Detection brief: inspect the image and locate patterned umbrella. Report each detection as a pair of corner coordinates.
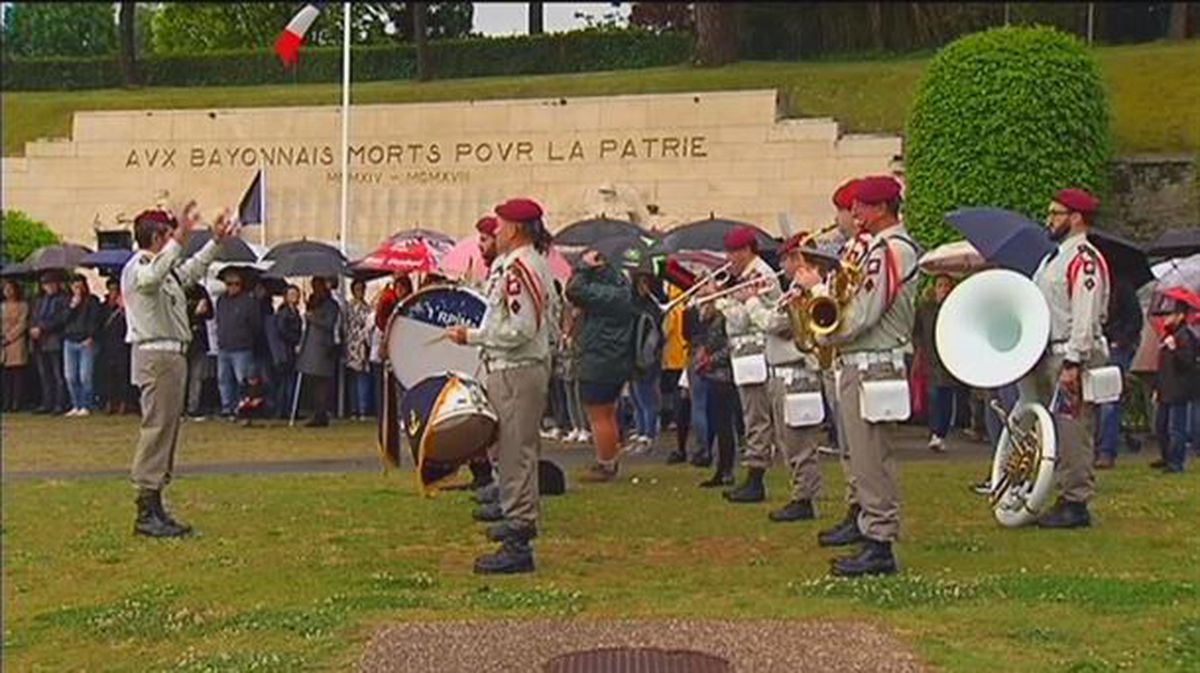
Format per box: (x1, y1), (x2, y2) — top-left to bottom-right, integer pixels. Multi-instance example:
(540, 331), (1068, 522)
(353, 238), (441, 274)
(388, 228), (455, 255)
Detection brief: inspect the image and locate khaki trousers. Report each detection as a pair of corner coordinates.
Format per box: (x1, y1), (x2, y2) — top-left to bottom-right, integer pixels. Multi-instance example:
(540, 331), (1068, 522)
(130, 348), (188, 491)
(486, 362), (550, 529)
(737, 377), (823, 500)
(837, 365), (901, 542)
(825, 369), (857, 508)
(1017, 353), (1097, 504)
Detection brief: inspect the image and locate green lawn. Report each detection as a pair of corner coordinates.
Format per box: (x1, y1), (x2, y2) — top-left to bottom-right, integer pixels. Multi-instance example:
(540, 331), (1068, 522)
(4, 42), (1198, 158)
(3, 415), (1199, 672)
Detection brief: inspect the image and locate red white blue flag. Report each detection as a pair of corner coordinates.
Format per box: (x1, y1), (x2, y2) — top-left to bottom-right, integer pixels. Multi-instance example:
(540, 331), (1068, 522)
(275, 3), (326, 67)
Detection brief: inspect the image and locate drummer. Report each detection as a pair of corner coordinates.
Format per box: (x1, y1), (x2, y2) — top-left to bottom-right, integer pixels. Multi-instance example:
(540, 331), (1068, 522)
(447, 197), (555, 575)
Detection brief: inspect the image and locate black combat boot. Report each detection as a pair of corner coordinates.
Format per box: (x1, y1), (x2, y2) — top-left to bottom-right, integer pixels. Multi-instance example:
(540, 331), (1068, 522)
(817, 504), (864, 547)
(769, 499), (816, 522)
(830, 539), (898, 577)
(473, 540), (535, 574)
(1036, 500), (1091, 529)
(665, 450), (687, 465)
(472, 482), (500, 505)
(472, 502), (503, 522)
(151, 490), (193, 535)
(723, 467), (766, 503)
(467, 460), (495, 490)
(485, 520), (538, 543)
(133, 489), (190, 538)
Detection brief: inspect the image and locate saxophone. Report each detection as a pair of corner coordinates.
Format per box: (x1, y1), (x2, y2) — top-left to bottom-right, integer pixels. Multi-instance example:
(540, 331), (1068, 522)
(779, 226), (865, 370)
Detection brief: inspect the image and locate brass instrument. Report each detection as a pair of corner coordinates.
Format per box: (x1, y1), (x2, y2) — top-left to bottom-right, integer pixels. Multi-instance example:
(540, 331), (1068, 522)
(777, 256), (864, 370)
(690, 269), (789, 307)
(657, 261), (733, 313)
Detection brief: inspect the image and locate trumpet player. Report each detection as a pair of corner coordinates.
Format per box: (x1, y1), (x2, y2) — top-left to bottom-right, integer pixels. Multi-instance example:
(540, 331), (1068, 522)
(792, 176), (920, 577)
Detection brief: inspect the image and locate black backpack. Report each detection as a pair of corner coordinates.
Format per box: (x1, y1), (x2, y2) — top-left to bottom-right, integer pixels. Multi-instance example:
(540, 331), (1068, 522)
(632, 309), (662, 375)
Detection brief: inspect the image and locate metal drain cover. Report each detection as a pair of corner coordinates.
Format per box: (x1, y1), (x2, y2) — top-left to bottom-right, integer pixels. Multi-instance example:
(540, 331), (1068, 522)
(543, 647), (732, 673)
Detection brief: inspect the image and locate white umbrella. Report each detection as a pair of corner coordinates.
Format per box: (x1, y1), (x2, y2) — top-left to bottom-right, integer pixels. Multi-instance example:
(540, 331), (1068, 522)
(918, 240), (987, 276)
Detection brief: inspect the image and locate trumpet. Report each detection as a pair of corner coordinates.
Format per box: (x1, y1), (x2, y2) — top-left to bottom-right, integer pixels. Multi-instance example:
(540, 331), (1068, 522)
(657, 261), (734, 313)
(690, 269), (789, 307)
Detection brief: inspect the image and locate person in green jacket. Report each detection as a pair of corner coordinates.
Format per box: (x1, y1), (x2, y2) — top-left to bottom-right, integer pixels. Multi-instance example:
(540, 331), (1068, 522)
(566, 247), (635, 482)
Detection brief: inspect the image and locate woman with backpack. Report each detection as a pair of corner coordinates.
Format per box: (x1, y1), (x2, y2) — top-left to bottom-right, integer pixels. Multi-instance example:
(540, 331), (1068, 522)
(565, 247), (635, 483)
(626, 270), (665, 455)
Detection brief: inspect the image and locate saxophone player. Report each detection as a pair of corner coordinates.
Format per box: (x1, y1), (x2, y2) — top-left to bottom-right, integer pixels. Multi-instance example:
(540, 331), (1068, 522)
(792, 176), (920, 577)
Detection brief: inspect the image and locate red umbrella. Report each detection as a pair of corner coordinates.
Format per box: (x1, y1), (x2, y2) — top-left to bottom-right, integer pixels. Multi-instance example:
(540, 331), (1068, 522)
(353, 238), (440, 274)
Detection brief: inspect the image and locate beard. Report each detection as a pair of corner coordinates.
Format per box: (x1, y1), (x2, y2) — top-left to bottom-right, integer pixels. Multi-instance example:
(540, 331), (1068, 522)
(1048, 222), (1070, 242)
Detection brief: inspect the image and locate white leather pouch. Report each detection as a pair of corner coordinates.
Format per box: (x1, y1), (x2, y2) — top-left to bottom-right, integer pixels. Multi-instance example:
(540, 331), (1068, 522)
(1082, 365), (1123, 404)
(732, 353), (768, 386)
(784, 391), (825, 427)
(859, 379), (911, 423)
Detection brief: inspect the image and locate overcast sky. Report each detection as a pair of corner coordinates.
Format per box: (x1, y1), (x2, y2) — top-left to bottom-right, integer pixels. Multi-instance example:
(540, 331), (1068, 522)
(472, 2), (631, 36)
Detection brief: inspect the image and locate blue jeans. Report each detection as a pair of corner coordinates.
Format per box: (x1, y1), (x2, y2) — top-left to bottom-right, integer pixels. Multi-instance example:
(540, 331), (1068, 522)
(687, 365), (711, 457)
(631, 367), (662, 439)
(217, 349), (257, 415)
(1164, 401), (1190, 470)
(1096, 345), (1135, 459)
(62, 340), (96, 411)
(349, 368), (373, 416)
(565, 377), (588, 432)
(928, 384), (959, 438)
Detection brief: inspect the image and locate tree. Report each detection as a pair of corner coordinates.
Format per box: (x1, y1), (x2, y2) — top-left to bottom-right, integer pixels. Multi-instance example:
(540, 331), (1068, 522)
(693, 3), (738, 66)
(1167, 2), (1190, 39)
(1, 2), (117, 58)
(118, 1), (138, 87)
(1, 211), (60, 265)
(630, 2), (694, 33)
(413, 2), (430, 81)
(528, 2), (544, 35)
(905, 26), (1112, 248)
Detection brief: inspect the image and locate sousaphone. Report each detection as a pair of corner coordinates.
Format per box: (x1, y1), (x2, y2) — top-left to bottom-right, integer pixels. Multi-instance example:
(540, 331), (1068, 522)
(935, 269), (1057, 527)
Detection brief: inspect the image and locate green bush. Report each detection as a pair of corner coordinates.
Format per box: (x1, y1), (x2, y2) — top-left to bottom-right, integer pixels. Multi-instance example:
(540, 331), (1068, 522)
(1, 30), (693, 91)
(904, 26), (1112, 249)
(1, 210), (60, 265)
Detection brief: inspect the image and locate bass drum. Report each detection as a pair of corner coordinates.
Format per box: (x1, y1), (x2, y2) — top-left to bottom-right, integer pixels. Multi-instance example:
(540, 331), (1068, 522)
(400, 372), (498, 492)
(386, 284), (489, 388)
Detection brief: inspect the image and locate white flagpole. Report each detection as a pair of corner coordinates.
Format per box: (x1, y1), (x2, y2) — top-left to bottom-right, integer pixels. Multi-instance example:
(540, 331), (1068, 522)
(260, 168), (267, 248)
(338, 1), (352, 255)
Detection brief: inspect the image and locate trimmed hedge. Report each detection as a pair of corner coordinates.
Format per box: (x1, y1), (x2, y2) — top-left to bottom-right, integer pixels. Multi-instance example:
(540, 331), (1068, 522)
(1, 210), (60, 265)
(904, 26), (1112, 249)
(1, 30), (694, 91)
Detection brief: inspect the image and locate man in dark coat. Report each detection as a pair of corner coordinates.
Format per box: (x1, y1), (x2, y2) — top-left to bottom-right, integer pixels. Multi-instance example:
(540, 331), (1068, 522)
(30, 271), (70, 414)
(268, 284), (303, 419)
(1094, 276), (1145, 468)
(98, 278), (136, 414)
(297, 277), (340, 427)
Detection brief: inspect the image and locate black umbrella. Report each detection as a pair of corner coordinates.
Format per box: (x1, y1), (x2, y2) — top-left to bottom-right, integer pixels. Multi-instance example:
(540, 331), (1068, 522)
(1148, 228), (1200, 259)
(582, 233), (657, 271)
(25, 244), (92, 272)
(80, 248), (134, 270)
(183, 230), (259, 263)
(651, 216), (778, 254)
(1090, 228), (1153, 290)
(263, 239), (347, 262)
(944, 207), (1054, 278)
(263, 251), (348, 278)
(554, 217), (646, 247)
(0, 261), (34, 278)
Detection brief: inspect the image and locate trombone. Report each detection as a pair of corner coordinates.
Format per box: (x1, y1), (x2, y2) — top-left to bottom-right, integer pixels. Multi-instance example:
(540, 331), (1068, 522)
(690, 269), (789, 307)
(657, 261), (734, 312)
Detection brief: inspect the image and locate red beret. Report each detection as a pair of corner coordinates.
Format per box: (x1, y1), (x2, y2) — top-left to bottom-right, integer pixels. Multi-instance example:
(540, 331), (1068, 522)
(723, 225), (758, 252)
(779, 232), (807, 256)
(832, 179), (861, 210)
(475, 216), (498, 236)
(134, 209), (176, 228)
(853, 176), (902, 205)
(1054, 188), (1099, 215)
(494, 197), (544, 222)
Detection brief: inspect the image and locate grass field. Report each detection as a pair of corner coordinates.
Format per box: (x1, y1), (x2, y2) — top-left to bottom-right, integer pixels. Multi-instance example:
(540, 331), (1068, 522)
(3, 42), (1198, 158)
(3, 414), (1199, 672)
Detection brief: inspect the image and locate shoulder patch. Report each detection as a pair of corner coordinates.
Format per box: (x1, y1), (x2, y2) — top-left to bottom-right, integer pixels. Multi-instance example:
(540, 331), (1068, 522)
(866, 257), (882, 275)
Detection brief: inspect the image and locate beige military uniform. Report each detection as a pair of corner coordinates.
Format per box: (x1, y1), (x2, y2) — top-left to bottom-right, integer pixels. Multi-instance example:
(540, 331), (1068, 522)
(715, 257), (783, 469)
(466, 244), (554, 529)
(818, 223), (919, 542)
(121, 237), (220, 491)
(1020, 232), (1110, 504)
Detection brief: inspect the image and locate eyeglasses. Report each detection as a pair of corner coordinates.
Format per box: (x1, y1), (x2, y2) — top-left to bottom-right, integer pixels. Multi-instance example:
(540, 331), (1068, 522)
(1046, 208), (1071, 217)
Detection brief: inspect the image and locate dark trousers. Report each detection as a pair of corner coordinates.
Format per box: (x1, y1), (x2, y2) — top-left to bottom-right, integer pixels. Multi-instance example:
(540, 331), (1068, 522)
(707, 379), (738, 476)
(309, 374), (332, 421)
(1163, 401), (1191, 470)
(675, 393), (691, 455)
(34, 349), (67, 412)
(2, 365), (26, 411)
(660, 369), (682, 430)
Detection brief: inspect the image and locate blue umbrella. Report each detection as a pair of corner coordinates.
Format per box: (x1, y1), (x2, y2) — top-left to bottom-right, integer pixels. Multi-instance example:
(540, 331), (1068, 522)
(81, 248), (134, 270)
(944, 207), (1054, 278)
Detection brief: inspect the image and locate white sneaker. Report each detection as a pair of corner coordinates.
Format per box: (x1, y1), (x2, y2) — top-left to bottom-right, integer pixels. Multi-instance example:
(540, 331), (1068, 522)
(65, 408), (81, 417)
(816, 445), (839, 456)
(928, 434), (945, 452)
(578, 431), (592, 444)
(564, 429), (581, 443)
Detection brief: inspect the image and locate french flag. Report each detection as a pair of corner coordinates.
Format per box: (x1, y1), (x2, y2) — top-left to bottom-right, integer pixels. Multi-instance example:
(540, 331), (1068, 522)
(275, 3), (326, 67)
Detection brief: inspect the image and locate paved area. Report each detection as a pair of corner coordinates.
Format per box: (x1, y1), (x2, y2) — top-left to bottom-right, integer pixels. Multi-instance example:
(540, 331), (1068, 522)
(358, 619), (929, 673)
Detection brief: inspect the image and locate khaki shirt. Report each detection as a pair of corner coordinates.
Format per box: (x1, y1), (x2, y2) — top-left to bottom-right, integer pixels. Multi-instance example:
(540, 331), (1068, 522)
(467, 244), (554, 368)
(121, 238), (219, 346)
(820, 223), (920, 354)
(715, 256), (782, 354)
(1032, 232), (1109, 364)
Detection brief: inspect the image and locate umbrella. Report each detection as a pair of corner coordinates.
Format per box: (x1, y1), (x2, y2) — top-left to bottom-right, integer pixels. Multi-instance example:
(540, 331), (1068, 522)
(264, 251), (348, 278)
(25, 243), (93, 272)
(263, 239), (347, 262)
(1148, 228), (1200, 259)
(439, 236), (490, 283)
(388, 228), (455, 255)
(80, 248), (134, 270)
(0, 261), (34, 278)
(1089, 228), (1153, 290)
(353, 238), (441, 275)
(1160, 286), (1200, 313)
(183, 230), (259, 263)
(651, 216), (778, 254)
(918, 240), (987, 276)
(1152, 253), (1200, 293)
(944, 207), (1054, 278)
(586, 234), (656, 271)
(554, 217), (645, 247)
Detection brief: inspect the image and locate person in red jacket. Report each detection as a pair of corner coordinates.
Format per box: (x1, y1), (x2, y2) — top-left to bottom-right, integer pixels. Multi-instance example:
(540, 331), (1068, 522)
(374, 273), (413, 332)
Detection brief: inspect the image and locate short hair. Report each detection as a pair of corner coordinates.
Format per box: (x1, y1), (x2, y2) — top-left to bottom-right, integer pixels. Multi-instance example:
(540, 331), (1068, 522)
(351, 278), (366, 291)
(106, 277), (119, 288)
